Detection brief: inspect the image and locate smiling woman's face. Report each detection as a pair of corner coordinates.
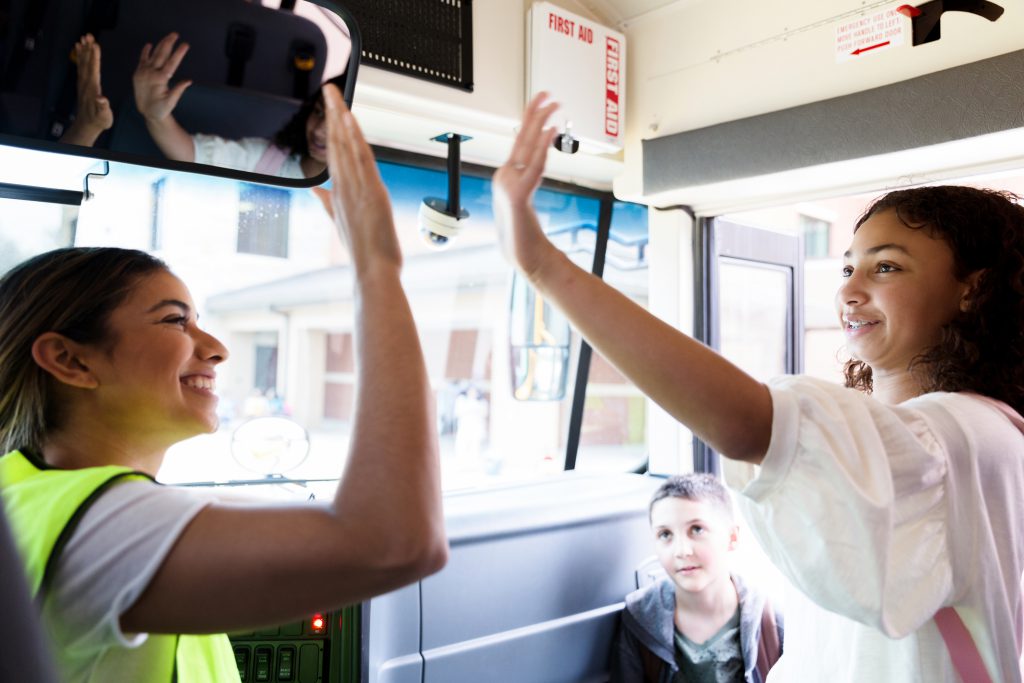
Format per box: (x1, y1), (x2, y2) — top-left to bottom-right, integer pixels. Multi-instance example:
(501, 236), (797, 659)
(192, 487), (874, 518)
(836, 209), (969, 378)
(86, 270), (230, 447)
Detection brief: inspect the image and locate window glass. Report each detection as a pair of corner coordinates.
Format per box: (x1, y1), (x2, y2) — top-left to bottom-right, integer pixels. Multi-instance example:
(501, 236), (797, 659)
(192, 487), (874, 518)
(0, 198), (77, 272)
(0, 146), (101, 191)
(718, 260), (789, 381)
(237, 184), (291, 257)
(0, 148), (618, 492)
(573, 201), (649, 475)
(800, 214), (831, 260)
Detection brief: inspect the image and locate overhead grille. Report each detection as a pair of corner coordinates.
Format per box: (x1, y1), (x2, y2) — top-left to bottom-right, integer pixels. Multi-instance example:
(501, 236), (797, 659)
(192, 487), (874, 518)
(342, 0), (473, 91)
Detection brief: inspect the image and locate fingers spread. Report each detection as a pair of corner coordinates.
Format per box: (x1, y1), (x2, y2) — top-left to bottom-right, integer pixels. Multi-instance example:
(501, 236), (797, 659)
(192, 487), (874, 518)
(523, 126), (557, 182)
(164, 42), (189, 75)
(508, 96), (558, 170)
(153, 32), (179, 63)
(168, 79), (192, 103)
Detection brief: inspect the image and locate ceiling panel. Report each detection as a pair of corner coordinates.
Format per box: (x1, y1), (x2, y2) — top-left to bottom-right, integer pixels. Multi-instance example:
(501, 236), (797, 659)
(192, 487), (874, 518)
(567, 0), (711, 28)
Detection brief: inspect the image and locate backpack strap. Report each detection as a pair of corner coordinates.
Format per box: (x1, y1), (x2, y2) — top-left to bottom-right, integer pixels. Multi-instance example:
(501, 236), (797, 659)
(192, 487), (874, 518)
(639, 644), (665, 682)
(755, 600), (781, 681)
(931, 393), (1015, 682)
(934, 607), (993, 683)
(254, 143), (290, 176)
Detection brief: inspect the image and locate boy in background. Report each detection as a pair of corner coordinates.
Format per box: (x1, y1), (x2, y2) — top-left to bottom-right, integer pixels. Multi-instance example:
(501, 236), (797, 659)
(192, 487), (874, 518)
(611, 474), (783, 682)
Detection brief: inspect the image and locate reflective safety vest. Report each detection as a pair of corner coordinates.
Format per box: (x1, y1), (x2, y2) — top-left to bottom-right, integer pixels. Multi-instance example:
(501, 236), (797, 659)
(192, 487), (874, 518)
(0, 450), (240, 683)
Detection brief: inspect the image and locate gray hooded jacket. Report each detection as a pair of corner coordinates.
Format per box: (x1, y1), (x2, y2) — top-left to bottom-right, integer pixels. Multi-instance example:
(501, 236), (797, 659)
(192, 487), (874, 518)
(610, 574), (783, 683)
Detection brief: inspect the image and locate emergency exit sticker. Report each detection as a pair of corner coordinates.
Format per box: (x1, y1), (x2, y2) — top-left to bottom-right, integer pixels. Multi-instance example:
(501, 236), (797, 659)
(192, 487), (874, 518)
(835, 5), (907, 62)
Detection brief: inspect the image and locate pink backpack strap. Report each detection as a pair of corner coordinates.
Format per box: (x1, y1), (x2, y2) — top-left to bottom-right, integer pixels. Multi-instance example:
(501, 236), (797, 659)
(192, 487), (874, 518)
(254, 143), (290, 175)
(934, 607), (993, 683)
(933, 393), (1019, 682)
(963, 392), (1024, 432)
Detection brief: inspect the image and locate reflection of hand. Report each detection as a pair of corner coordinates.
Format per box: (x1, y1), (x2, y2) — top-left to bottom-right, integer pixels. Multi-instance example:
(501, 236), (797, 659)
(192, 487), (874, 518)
(321, 84), (402, 272)
(60, 34), (112, 146)
(492, 92), (561, 279)
(133, 32), (192, 122)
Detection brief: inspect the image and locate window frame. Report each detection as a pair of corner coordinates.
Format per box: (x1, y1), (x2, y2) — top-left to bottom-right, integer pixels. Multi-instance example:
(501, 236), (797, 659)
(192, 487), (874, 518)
(695, 217), (804, 474)
(370, 145), (623, 473)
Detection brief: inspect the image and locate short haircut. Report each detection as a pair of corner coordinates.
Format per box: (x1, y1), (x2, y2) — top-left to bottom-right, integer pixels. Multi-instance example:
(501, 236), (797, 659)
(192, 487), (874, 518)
(649, 473), (734, 523)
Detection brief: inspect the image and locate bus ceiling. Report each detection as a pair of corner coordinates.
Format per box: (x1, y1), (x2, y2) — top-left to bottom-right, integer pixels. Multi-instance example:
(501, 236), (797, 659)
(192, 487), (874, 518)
(2, 1), (1023, 213)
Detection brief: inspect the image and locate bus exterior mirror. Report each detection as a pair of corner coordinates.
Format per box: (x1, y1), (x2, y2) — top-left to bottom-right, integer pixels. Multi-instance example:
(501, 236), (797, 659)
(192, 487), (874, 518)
(0, 0), (360, 189)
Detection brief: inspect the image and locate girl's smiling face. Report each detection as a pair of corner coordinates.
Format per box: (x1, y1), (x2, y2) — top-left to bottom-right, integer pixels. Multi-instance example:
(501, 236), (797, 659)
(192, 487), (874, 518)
(836, 209), (971, 380)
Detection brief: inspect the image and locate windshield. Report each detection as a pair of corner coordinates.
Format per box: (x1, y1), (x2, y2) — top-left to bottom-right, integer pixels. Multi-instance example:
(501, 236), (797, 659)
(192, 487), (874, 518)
(0, 147), (648, 495)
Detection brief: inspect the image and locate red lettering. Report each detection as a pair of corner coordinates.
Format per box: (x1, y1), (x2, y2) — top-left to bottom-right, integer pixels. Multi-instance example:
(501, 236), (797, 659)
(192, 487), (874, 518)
(578, 26), (593, 44)
(547, 13), (576, 37)
(605, 37), (621, 137)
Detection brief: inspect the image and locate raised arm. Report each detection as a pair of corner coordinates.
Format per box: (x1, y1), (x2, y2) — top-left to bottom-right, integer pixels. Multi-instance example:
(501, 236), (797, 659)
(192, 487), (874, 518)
(119, 85), (446, 634)
(132, 32), (195, 162)
(493, 94), (772, 463)
(59, 34), (113, 147)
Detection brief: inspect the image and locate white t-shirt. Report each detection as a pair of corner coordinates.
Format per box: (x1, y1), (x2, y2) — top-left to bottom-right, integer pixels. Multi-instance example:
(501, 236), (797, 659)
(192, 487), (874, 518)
(193, 133), (306, 179)
(738, 376), (1024, 683)
(41, 481), (212, 683)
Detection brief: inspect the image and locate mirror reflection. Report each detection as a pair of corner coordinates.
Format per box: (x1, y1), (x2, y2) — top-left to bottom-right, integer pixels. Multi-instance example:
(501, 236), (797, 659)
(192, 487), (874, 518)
(0, 0), (356, 185)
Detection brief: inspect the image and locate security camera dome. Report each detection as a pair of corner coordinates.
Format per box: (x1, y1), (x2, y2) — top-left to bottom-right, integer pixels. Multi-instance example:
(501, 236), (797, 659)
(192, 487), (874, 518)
(419, 197), (468, 250)
(420, 132), (472, 249)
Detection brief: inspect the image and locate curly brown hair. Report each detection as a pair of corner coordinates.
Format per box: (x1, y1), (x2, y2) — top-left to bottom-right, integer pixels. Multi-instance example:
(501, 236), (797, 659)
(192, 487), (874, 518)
(842, 186), (1024, 414)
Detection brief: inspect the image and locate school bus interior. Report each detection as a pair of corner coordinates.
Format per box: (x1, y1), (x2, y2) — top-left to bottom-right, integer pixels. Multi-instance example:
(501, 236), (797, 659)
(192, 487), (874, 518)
(2, 1), (1024, 682)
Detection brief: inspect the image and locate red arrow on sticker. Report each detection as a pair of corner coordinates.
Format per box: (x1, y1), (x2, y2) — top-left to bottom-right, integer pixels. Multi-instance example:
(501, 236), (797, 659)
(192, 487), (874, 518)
(851, 40), (891, 55)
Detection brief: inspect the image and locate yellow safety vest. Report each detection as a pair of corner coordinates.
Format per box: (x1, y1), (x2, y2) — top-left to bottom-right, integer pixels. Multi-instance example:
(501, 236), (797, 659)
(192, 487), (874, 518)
(0, 450), (240, 683)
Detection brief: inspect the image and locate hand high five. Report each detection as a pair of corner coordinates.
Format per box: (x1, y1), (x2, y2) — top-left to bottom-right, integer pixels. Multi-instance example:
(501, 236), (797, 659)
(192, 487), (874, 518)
(133, 32), (192, 122)
(492, 93), (560, 281)
(321, 84), (402, 273)
(72, 34), (112, 134)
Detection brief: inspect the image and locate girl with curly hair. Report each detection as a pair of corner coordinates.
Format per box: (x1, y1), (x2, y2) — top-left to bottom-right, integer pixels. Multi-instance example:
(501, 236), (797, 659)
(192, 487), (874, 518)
(494, 93), (1024, 682)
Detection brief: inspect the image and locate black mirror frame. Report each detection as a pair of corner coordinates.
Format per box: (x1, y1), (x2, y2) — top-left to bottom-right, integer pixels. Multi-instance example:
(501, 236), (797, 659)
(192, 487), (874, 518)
(0, 0), (361, 189)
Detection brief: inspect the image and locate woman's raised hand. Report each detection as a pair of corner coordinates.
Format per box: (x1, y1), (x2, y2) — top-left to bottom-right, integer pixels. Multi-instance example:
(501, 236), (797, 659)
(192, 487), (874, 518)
(321, 84), (402, 273)
(60, 34), (112, 147)
(72, 34), (112, 134)
(492, 93), (560, 281)
(133, 32), (192, 123)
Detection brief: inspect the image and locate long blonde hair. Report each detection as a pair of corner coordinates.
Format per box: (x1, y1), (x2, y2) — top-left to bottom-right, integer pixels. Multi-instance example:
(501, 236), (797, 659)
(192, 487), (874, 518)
(0, 248), (167, 454)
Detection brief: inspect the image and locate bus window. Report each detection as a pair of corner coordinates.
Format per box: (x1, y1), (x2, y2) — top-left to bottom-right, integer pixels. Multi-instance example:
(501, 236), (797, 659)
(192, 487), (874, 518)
(5, 149), (617, 494)
(571, 200), (650, 475)
(694, 217), (801, 484)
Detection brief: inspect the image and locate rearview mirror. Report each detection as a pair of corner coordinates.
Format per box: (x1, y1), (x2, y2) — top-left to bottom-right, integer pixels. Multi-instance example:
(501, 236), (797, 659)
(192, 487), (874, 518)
(0, 0), (359, 188)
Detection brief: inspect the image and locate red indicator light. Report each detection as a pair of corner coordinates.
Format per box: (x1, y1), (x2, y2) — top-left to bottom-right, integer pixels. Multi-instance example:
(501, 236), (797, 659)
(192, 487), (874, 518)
(311, 614), (326, 633)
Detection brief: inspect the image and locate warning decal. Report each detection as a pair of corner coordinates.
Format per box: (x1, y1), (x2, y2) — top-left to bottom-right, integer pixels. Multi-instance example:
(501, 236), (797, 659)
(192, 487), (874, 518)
(835, 5), (906, 62)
